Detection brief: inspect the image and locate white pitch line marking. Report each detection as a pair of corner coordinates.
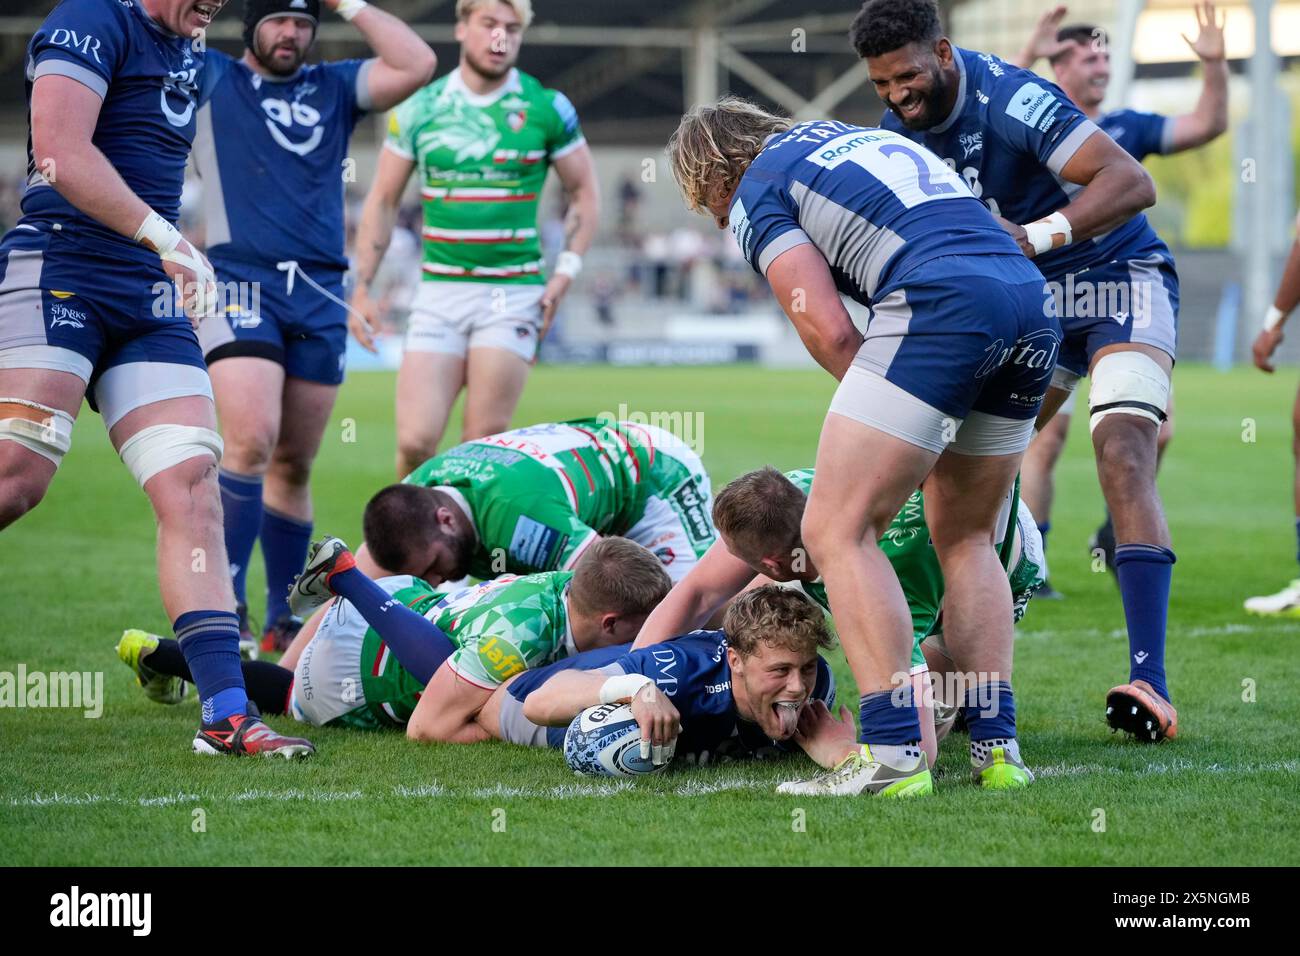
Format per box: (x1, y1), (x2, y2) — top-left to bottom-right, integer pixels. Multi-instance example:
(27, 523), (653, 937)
(7, 759), (1296, 808)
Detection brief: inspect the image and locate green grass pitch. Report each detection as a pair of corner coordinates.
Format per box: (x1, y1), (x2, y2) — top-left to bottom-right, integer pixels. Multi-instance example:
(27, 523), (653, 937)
(2, 363), (1298, 866)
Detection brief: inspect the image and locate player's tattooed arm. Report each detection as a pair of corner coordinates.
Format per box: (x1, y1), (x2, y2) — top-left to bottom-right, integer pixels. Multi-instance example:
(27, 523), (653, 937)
(553, 145), (600, 258)
(1169, 1), (1228, 152)
(539, 146), (601, 343)
(632, 540), (757, 650)
(333, 1), (438, 111)
(764, 244), (863, 380)
(349, 147), (416, 351)
(405, 662), (494, 744)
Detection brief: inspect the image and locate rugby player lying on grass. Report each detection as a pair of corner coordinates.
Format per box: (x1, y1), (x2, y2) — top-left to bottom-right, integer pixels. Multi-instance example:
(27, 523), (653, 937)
(117, 485), (670, 740)
(374, 416), (716, 587)
(632, 466), (1044, 772)
(511, 585), (849, 770)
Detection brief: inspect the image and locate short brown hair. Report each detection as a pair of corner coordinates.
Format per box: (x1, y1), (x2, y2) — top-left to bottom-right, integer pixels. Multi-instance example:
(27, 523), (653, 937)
(724, 585), (833, 658)
(570, 538), (672, 618)
(667, 96), (793, 213)
(712, 466), (805, 563)
(363, 484), (444, 573)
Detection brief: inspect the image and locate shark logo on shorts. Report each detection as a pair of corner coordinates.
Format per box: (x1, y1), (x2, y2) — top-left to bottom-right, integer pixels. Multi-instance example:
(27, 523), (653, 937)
(48, 299), (87, 330)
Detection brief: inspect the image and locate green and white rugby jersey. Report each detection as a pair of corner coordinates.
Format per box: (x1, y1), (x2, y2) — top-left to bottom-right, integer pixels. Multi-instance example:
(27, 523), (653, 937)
(384, 67), (585, 285)
(430, 572), (576, 690)
(404, 418), (713, 580)
(344, 572), (577, 728)
(783, 469), (1027, 665)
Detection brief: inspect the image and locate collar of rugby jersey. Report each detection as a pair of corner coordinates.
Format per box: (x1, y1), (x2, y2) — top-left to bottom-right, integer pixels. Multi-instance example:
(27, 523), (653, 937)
(930, 46), (969, 135)
(447, 66), (522, 108)
(432, 485), (481, 546)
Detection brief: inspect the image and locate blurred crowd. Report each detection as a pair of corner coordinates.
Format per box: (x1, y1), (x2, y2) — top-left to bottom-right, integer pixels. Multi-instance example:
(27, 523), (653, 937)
(0, 164), (773, 333)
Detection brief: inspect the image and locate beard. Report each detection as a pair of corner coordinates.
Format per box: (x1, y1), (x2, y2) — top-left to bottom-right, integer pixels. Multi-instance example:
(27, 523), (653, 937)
(254, 39), (308, 77)
(445, 529), (476, 582)
(891, 67), (950, 130)
(464, 47), (514, 81)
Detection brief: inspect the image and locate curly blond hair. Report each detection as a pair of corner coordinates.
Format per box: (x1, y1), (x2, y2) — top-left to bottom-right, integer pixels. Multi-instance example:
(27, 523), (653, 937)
(666, 96), (793, 213)
(723, 585), (833, 658)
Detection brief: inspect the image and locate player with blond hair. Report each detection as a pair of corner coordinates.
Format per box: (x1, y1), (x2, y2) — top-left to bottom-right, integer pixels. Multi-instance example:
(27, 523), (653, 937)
(350, 0), (601, 478)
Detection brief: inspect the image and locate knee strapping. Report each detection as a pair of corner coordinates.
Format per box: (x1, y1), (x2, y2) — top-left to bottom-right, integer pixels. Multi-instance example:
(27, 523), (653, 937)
(1088, 352), (1170, 434)
(119, 424), (224, 488)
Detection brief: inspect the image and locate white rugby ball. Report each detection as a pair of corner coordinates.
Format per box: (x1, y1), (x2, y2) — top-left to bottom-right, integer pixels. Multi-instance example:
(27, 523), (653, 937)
(563, 703), (667, 777)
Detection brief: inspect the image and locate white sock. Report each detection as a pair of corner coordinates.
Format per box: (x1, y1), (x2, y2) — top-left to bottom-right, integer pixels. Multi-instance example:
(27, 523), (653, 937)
(864, 742), (923, 770)
(971, 737), (1021, 765)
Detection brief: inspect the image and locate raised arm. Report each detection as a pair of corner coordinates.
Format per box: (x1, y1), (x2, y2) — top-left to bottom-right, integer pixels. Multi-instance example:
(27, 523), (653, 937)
(349, 146), (416, 350)
(1009, 4), (1070, 70)
(1168, 2), (1228, 153)
(764, 244), (863, 379)
(329, 0), (437, 111)
(632, 539), (758, 649)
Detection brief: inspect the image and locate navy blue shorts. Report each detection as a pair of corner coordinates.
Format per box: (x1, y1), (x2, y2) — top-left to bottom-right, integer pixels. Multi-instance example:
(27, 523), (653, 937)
(1050, 253), (1179, 376)
(198, 257), (349, 385)
(0, 224), (211, 427)
(859, 254), (1061, 420)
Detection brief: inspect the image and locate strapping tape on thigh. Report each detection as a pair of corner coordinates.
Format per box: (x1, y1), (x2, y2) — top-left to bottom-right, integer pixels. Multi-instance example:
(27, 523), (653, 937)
(0, 398), (74, 466)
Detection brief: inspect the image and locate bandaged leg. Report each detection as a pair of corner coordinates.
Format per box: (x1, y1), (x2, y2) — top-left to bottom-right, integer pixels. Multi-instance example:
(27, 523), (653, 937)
(0, 398), (74, 466)
(1088, 351), (1170, 434)
(118, 424), (224, 488)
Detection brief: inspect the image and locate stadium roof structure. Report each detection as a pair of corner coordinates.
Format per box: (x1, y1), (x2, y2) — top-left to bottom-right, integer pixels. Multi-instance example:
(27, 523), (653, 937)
(0, 0), (969, 140)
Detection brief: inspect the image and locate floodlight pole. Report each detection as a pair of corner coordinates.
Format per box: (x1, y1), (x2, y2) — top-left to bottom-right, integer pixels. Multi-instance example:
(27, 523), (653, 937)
(1243, 0), (1280, 339)
(1103, 0), (1145, 114)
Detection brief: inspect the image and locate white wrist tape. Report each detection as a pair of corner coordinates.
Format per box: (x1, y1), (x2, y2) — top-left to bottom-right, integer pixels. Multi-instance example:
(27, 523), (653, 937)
(599, 673), (653, 704)
(134, 210), (181, 256)
(554, 250), (583, 280)
(336, 0), (369, 21)
(1022, 211), (1073, 257)
(1265, 306), (1287, 331)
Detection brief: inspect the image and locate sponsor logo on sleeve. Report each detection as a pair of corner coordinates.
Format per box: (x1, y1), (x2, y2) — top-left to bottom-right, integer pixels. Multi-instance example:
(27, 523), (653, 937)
(49, 29), (103, 64)
(1005, 82), (1057, 130)
(477, 635), (525, 680)
(670, 478), (714, 546)
(508, 516), (564, 569)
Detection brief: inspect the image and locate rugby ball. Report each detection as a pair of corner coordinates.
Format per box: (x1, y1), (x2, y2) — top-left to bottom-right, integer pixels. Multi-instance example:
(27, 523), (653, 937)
(563, 703), (668, 777)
